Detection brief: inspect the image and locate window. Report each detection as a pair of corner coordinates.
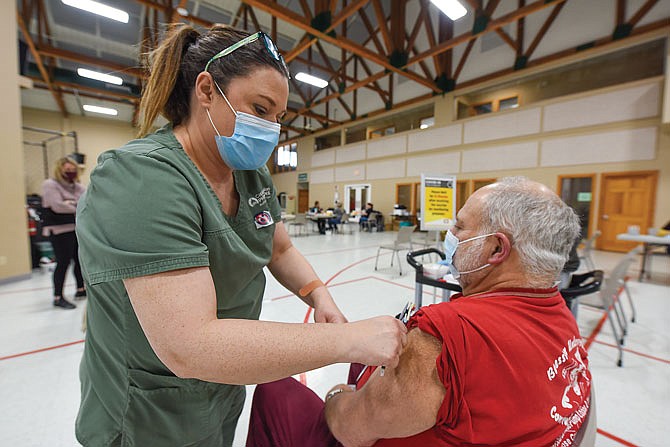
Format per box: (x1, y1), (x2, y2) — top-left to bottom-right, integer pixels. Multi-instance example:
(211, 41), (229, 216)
(275, 142), (297, 172)
(459, 96), (521, 119)
(473, 102), (493, 115)
(369, 125), (395, 139)
(419, 116), (435, 130)
(314, 131), (341, 151)
(499, 96), (519, 110)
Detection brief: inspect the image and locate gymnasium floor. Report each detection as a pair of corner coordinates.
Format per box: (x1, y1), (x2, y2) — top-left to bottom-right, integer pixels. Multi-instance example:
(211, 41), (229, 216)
(1, 229), (668, 446)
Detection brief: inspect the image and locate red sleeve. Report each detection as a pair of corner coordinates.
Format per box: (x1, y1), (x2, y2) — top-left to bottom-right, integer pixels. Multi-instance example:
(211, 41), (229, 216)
(407, 305), (466, 429)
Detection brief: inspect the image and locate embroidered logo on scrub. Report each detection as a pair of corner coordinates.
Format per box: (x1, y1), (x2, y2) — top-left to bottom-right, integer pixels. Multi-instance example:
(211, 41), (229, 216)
(254, 211), (274, 229)
(248, 187), (273, 207)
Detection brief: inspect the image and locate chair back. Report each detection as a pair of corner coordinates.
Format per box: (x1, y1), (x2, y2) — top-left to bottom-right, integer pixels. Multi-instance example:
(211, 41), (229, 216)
(293, 213), (307, 224)
(582, 230), (601, 252)
(397, 225), (417, 243)
(561, 270), (604, 300)
(599, 247), (638, 307)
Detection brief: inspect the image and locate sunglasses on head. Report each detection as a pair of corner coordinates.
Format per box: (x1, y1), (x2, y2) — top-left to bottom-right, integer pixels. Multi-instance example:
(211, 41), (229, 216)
(204, 31), (290, 78)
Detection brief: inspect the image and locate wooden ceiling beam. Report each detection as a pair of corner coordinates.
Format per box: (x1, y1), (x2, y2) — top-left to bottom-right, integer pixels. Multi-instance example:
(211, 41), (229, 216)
(419, 0), (440, 74)
(34, 83), (135, 105)
(628, 0), (659, 27)
(358, 8), (387, 55)
(390, 0), (407, 56)
(355, 56), (390, 103)
(282, 0), (369, 62)
(457, 17), (670, 90)
(616, 0), (626, 27)
(371, 0), (392, 54)
(286, 106), (340, 124)
(406, 5), (425, 51)
(516, 0), (525, 58)
(524, 1), (565, 60)
(17, 12), (68, 116)
(453, 38), (477, 81)
(437, 12), (453, 78)
(29, 76), (139, 102)
(243, 0), (440, 92)
(37, 45), (144, 79)
(408, 0), (568, 67)
(134, 0), (212, 27)
(309, 70), (388, 109)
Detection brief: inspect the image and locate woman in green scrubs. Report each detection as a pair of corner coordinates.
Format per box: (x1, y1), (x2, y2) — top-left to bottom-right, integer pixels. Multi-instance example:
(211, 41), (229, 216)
(75, 24), (407, 446)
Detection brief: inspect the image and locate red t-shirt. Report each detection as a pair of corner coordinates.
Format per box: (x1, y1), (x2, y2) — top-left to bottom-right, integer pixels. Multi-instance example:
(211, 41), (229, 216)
(370, 288), (591, 447)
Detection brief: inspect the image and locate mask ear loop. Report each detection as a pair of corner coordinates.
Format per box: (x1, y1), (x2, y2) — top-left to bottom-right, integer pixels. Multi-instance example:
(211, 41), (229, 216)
(212, 80), (238, 117)
(205, 77), (238, 137)
(205, 109), (222, 137)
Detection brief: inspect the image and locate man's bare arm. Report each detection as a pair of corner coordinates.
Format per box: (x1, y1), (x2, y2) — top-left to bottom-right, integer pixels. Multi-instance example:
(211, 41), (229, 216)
(324, 328), (446, 446)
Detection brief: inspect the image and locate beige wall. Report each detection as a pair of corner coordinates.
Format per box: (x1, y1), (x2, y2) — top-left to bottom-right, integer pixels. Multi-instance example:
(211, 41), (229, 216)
(1, 104), (135, 280)
(22, 108), (136, 194)
(277, 77), (670, 234)
(1, 1), (31, 280)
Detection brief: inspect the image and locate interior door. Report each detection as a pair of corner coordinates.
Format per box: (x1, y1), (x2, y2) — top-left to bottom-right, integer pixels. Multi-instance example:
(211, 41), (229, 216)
(558, 174), (595, 239)
(598, 171), (658, 252)
(297, 188), (309, 213)
(344, 184), (372, 213)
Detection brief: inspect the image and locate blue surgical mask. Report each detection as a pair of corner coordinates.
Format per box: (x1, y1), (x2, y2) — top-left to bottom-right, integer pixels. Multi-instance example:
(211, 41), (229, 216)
(440, 230), (496, 279)
(206, 82), (281, 170)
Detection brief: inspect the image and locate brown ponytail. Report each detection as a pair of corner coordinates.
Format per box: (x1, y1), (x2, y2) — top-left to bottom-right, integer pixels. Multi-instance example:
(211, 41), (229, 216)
(138, 25), (200, 137)
(138, 24), (289, 138)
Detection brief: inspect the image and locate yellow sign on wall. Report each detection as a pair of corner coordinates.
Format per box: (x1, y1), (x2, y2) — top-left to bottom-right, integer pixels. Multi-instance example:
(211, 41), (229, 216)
(420, 174), (456, 231)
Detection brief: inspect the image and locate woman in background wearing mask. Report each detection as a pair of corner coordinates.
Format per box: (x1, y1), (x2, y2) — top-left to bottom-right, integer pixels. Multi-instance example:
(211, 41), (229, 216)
(74, 24), (406, 446)
(41, 156), (86, 309)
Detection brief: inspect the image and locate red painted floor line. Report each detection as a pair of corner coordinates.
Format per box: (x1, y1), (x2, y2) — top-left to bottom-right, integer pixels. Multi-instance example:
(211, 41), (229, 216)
(300, 254), (384, 386)
(584, 310), (608, 351)
(596, 428), (639, 447)
(0, 339), (84, 362)
(591, 339), (670, 364)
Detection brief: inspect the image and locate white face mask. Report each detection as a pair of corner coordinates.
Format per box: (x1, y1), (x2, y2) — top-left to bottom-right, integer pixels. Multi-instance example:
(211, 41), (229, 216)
(441, 230), (496, 279)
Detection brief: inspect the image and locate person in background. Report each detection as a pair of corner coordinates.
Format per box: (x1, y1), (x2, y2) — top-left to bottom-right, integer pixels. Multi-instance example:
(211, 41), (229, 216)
(74, 24), (405, 446)
(328, 201), (344, 232)
(41, 157), (86, 310)
(310, 200), (327, 234)
(248, 177), (592, 447)
(359, 202), (375, 230)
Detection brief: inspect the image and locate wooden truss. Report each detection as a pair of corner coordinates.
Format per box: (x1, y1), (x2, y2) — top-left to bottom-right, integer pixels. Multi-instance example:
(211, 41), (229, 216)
(17, 0), (668, 138)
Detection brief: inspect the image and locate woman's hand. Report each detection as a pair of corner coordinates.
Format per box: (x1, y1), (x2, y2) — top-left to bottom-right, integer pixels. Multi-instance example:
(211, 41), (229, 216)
(343, 317), (408, 368)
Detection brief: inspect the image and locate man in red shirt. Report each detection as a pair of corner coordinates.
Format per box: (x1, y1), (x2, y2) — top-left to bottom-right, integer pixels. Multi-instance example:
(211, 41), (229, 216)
(248, 176), (592, 447)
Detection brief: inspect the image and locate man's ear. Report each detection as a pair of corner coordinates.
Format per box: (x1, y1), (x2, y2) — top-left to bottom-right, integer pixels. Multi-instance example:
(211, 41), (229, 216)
(488, 232), (511, 265)
(194, 72), (216, 109)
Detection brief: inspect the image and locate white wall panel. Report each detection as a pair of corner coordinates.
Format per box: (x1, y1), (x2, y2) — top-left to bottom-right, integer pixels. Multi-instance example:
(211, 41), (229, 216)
(463, 108), (541, 143)
(540, 127), (657, 167)
(309, 168), (334, 184)
(543, 83), (660, 131)
(335, 164), (366, 182)
(407, 152), (461, 177)
(366, 159), (406, 180)
(366, 134), (407, 159)
(407, 124), (462, 152)
(311, 150), (335, 167)
(462, 142), (538, 173)
(336, 143), (366, 163)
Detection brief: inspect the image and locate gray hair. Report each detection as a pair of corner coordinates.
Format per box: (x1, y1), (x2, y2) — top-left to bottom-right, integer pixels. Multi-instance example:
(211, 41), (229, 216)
(479, 176), (580, 286)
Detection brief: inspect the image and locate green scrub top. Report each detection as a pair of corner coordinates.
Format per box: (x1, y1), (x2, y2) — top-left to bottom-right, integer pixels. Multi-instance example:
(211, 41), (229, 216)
(75, 126), (281, 446)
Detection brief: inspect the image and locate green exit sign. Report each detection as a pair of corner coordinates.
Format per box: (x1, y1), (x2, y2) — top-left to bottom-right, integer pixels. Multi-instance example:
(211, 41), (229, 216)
(577, 192), (592, 202)
(297, 173), (309, 182)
